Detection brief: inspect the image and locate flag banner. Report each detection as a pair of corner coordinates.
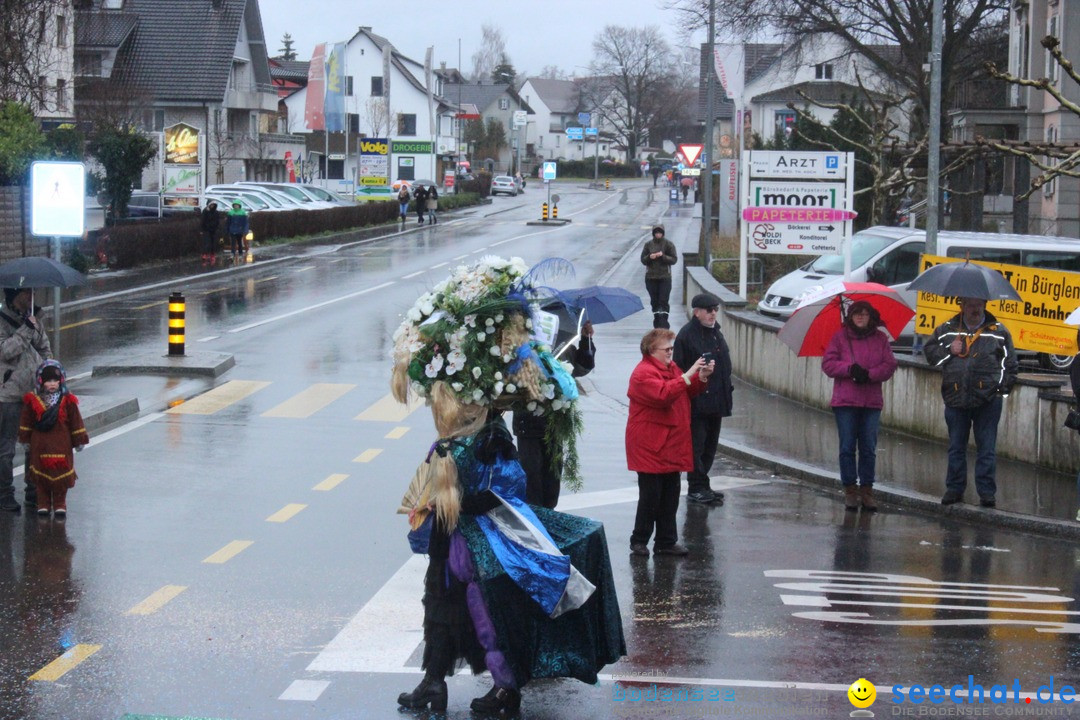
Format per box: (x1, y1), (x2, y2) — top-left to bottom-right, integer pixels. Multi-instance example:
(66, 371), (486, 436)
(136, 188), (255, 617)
(324, 42), (347, 132)
(714, 43), (744, 101)
(305, 43), (326, 130)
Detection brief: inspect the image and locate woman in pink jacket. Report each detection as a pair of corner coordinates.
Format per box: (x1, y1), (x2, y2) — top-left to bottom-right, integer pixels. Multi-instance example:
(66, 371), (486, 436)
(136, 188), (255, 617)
(821, 301), (898, 512)
(626, 328), (712, 557)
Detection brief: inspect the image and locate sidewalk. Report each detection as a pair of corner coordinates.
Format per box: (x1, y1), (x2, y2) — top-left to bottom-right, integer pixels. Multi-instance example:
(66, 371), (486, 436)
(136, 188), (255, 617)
(56, 200), (1080, 539)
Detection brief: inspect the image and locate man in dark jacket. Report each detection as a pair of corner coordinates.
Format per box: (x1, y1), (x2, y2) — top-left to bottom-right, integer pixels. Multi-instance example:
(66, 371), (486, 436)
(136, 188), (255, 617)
(200, 201), (220, 262)
(513, 321), (595, 508)
(673, 292), (734, 505)
(640, 226), (678, 329)
(413, 185), (428, 225)
(924, 297), (1018, 507)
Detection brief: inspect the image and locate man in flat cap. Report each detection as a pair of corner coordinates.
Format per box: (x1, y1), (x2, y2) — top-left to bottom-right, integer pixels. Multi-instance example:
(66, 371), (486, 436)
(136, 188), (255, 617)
(673, 292), (734, 505)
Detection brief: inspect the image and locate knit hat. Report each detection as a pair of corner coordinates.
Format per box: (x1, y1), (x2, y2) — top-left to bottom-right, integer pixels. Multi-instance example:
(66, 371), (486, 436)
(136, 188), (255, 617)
(35, 359), (67, 391)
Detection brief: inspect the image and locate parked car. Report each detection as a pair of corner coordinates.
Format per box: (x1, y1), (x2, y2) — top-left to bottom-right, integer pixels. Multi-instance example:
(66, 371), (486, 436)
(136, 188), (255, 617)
(236, 182), (339, 209)
(125, 191), (197, 218)
(490, 176), (518, 197)
(205, 184), (309, 211)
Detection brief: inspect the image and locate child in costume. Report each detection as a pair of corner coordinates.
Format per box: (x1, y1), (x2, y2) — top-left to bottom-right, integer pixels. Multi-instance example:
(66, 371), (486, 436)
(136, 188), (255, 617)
(392, 256), (625, 715)
(19, 360), (88, 517)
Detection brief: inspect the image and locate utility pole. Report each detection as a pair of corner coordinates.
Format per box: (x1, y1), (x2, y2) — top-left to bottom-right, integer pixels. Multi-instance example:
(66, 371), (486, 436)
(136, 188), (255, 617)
(700, 0), (716, 268)
(925, 0), (943, 255)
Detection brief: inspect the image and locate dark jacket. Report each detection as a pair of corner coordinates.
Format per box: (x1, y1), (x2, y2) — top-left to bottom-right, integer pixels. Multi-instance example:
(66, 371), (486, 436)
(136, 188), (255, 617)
(200, 206), (220, 233)
(225, 208), (249, 236)
(414, 186), (428, 206)
(673, 316), (734, 417)
(640, 237), (678, 280)
(923, 310), (1018, 408)
(1071, 354), (1080, 404)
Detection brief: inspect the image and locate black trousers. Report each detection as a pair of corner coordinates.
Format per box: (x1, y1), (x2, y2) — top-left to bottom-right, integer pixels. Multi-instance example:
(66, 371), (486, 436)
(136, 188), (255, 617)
(688, 414), (723, 494)
(518, 435), (560, 509)
(631, 472), (681, 548)
(645, 277), (671, 328)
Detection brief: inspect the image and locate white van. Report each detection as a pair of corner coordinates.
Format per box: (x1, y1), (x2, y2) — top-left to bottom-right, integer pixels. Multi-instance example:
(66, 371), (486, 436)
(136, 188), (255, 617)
(758, 226), (1080, 368)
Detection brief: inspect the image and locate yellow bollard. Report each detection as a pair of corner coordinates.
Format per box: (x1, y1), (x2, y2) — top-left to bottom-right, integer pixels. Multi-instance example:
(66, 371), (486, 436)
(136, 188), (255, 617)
(168, 291), (185, 356)
(552, 204), (558, 220)
(605, 178), (610, 190)
(542, 203), (549, 221)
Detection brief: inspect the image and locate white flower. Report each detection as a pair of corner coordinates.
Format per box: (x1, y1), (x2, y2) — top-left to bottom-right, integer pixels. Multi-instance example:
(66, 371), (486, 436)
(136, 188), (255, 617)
(477, 331), (488, 341)
(464, 315), (477, 327)
(502, 353), (512, 363)
(472, 367), (482, 379)
(473, 389), (484, 401)
(419, 300), (435, 316)
(541, 383), (556, 400)
(525, 318), (533, 329)
(489, 345), (501, 356)
(526, 401), (537, 411)
(485, 318), (495, 326)
(560, 361), (574, 375)
(407, 307), (422, 322)
(506, 383), (517, 393)
(493, 381), (504, 396)
(451, 382), (464, 392)
(495, 313), (504, 323)
(486, 326), (496, 334)
(494, 371), (503, 380)
(411, 381), (427, 397)
(424, 354), (444, 378)
(552, 399), (564, 411)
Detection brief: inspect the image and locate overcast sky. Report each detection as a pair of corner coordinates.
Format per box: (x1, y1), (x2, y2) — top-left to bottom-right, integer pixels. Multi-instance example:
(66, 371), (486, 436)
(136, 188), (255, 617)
(258, 0), (699, 77)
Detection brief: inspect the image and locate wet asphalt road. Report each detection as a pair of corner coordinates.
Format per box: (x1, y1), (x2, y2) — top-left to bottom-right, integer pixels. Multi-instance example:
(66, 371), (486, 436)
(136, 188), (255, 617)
(2, 182), (1080, 719)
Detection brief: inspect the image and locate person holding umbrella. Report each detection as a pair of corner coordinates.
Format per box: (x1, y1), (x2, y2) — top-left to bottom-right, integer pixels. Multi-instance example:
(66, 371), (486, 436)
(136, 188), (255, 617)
(820, 301), (898, 511)
(923, 297), (1018, 507)
(0, 287), (51, 512)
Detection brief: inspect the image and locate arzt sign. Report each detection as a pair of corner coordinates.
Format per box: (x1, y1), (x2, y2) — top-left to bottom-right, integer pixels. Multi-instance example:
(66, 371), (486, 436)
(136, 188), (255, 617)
(748, 150), (846, 179)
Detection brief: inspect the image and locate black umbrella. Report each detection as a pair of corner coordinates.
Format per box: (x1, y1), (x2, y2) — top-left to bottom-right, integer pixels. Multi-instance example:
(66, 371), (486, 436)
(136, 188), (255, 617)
(907, 260), (1020, 301)
(0, 257), (87, 289)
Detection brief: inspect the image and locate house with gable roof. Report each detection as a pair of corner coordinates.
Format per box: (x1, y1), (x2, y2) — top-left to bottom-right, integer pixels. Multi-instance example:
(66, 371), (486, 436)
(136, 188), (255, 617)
(74, 0), (290, 191)
(440, 81), (533, 175)
(281, 26), (460, 193)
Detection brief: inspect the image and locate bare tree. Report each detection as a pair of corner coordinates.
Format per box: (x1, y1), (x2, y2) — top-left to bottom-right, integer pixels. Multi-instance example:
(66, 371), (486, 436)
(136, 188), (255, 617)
(0, 0), (70, 111)
(363, 96), (392, 137)
(664, 0), (1008, 134)
(981, 36), (1080, 201)
(586, 25), (678, 160)
(539, 65), (569, 80)
(470, 24), (508, 83)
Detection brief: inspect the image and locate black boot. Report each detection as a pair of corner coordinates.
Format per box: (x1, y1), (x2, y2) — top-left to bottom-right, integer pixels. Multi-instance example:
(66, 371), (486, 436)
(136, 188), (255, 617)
(397, 676), (447, 711)
(470, 686), (521, 715)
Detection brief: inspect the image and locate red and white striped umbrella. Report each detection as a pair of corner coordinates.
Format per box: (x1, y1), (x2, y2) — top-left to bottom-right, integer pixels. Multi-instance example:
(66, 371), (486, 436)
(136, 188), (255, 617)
(777, 280), (914, 357)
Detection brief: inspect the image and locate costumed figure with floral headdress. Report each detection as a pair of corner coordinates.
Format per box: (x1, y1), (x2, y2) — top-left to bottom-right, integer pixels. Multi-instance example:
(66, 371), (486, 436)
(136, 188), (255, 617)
(391, 256), (625, 716)
(18, 360), (88, 517)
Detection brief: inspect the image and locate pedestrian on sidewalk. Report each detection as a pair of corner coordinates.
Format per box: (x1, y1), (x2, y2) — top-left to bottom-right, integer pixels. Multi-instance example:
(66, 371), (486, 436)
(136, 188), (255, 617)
(924, 297), (1017, 508)
(640, 226), (678, 329)
(414, 185), (428, 225)
(225, 202), (249, 259)
(426, 185), (439, 225)
(19, 360), (88, 518)
(199, 201), (220, 263)
(397, 185), (411, 223)
(0, 288), (51, 513)
(626, 328), (713, 557)
(673, 292), (734, 506)
(820, 301), (898, 512)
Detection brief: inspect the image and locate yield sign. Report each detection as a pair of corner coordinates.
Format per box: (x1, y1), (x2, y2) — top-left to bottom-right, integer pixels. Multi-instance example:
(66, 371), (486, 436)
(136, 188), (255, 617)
(678, 143), (703, 166)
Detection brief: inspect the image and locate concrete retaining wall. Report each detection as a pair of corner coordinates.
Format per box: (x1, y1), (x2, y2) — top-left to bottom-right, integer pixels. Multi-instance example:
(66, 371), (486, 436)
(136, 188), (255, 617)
(684, 263), (1079, 472)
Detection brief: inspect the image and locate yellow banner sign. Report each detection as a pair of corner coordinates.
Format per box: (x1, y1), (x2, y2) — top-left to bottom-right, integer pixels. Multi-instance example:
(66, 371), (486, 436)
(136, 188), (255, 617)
(915, 254), (1080, 355)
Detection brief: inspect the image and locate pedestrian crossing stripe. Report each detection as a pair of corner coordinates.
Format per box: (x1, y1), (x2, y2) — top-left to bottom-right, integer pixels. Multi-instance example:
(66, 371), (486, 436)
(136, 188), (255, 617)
(354, 392), (423, 422)
(261, 383), (355, 418)
(29, 644), (102, 681)
(166, 380), (270, 415)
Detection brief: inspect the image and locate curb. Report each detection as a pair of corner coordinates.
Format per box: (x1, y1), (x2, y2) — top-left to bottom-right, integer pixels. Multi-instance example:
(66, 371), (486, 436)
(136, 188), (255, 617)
(718, 438), (1080, 541)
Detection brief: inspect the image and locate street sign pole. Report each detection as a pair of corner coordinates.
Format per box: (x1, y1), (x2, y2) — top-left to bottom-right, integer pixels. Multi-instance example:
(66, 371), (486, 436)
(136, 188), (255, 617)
(593, 123), (599, 184)
(52, 236), (61, 356)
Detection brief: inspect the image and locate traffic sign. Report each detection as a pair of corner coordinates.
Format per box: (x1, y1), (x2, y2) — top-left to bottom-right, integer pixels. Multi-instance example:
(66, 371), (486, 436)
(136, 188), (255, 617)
(578, 112), (591, 126)
(566, 127), (583, 140)
(677, 143), (703, 166)
(748, 150), (847, 179)
(542, 162), (557, 181)
(512, 110), (527, 128)
(584, 127), (598, 136)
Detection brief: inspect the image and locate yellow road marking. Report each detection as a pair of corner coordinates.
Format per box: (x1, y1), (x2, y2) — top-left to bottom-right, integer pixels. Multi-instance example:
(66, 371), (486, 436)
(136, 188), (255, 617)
(60, 318), (100, 331)
(133, 300), (166, 310)
(266, 503), (307, 523)
(385, 426), (410, 439)
(255, 275), (278, 283)
(201, 287), (228, 295)
(29, 644), (102, 681)
(261, 383), (355, 418)
(355, 393), (423, 422)
(313, 473), (348, 491)
(126, 585), (187, 615)
(167, 380), (270, 415)
(203, 540), (254, 564)
(353, 448), (382, 463)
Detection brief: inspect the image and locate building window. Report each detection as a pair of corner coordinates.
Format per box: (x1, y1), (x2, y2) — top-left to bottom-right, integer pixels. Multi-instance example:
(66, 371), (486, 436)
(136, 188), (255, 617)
(1044, 125), (1058, 197)
(346, 76), (354, 96)
(775, 110), (796, 137)
(75, 52), (102, 77)
(55, 79), (66, 111)
(398, 113), (417, 136)
(349, 113), (359, 133)
(38, 11), (46, 41)
(56, 15), (66, 47)
(38, 75), (47, 106)
(250, 114), (258, 138)
(498, 97), (509, 110)
(327, 159), (344, 180)
(371, 76), (383, 96)
(1047, 15), (1060, 83)
(814, 63), (833, 80)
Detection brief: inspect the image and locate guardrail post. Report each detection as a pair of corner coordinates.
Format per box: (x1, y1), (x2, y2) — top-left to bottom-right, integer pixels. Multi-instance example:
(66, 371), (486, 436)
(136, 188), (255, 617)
(168, 291), (185, 356)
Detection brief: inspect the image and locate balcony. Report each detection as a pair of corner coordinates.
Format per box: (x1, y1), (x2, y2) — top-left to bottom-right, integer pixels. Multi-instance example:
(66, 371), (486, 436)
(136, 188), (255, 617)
(224, 82), (278, 112)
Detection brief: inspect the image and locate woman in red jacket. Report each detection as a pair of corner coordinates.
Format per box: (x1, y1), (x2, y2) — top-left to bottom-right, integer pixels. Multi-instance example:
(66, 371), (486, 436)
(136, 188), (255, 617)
(626, 328), (713, 557)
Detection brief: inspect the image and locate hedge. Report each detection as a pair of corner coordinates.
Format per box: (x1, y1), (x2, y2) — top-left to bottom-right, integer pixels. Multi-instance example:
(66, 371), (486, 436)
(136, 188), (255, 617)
(534, 160), (641, 179)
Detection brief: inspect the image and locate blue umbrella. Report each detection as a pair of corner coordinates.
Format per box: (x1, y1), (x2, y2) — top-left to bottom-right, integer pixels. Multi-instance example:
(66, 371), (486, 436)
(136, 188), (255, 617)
(543, 285), (644, 324)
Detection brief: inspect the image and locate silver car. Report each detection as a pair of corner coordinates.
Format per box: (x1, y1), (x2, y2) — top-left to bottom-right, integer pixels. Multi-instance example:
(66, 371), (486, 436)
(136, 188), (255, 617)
(491, 175), (518, 197)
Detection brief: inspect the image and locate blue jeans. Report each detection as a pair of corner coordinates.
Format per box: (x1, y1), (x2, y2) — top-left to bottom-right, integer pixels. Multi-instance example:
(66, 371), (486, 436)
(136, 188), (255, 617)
(944, 397), (1003, 499)
(833, 407), (881, 487)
